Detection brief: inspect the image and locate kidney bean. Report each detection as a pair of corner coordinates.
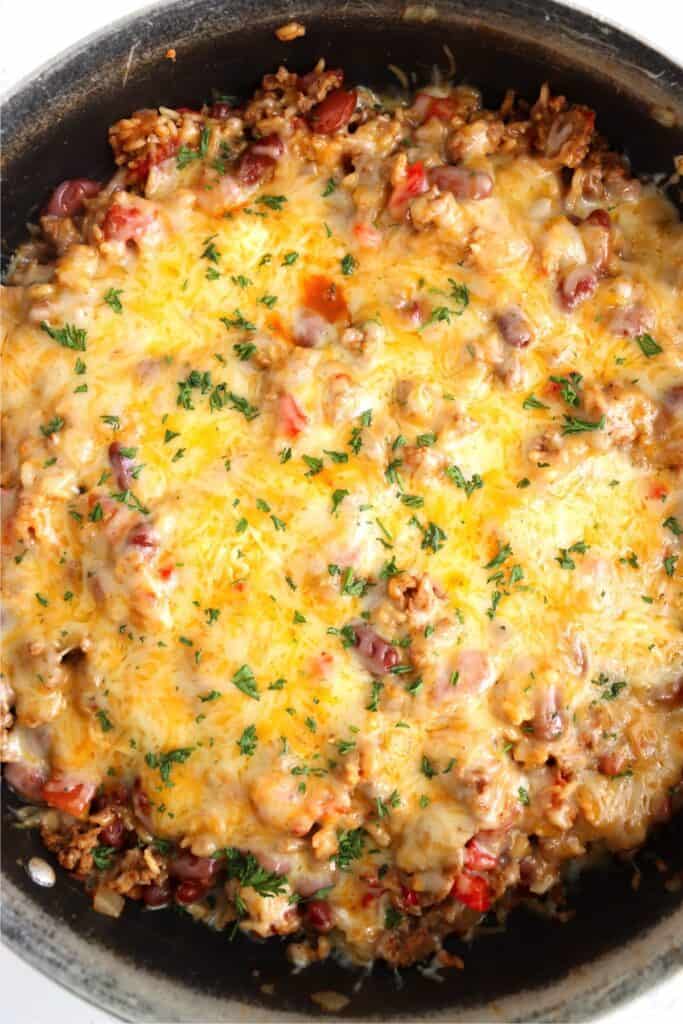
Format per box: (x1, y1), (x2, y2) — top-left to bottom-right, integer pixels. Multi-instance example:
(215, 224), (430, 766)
(175, 879), (209, 905)
(108, 441), (135, 490)
(352, 622), (399, 675)
(237, 134), (283, 186)
(4, 761), (48, 803)
(250, 134), (284, 160)
(46, 179), (101, 218)
(428, 165), (493, 200)
(585, 208), (611, 230)
(533, 684), (565, 741)
(169, 851), (218, 884)
(309, 89), (357, 134)
(143, 881), (171, 907)
(132, 779), (154, 831)
(305, 899), (334, 932)
(664, 385), (683, 410)
(559, 265), (598, 311)
(99, 816), (125, 849)
(496, 306), (533, 348)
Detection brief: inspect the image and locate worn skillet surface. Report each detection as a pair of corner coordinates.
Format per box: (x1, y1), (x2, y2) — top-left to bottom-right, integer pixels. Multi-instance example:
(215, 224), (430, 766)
(2, 1), (683, 1020)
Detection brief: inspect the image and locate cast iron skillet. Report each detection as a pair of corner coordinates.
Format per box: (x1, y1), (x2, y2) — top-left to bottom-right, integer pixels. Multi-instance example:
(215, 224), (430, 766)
(2, 1), (682, 1020)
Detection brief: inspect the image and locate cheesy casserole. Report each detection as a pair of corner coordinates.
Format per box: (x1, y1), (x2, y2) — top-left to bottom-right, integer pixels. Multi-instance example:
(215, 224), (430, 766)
(2, 63), (682, 969)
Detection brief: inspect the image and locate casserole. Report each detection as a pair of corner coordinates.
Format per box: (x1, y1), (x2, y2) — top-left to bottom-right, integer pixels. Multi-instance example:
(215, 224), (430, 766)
(1, 0), (683, 1019)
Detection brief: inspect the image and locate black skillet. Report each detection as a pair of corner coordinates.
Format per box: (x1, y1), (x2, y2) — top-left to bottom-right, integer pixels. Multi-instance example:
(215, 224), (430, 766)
(2, 1), (682, 1019)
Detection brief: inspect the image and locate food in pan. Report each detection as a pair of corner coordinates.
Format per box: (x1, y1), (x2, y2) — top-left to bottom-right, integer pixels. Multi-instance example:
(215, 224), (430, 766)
(2, 61), (682, 968)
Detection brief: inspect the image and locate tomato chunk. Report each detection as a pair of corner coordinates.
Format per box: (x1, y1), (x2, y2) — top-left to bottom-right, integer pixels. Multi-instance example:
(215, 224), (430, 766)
(464, 838), (498, 872)
(279, 393), (308, 437)
(43, 777), (95, 818)
(450, 871), (491, 912)
(388, 161), (428, 219)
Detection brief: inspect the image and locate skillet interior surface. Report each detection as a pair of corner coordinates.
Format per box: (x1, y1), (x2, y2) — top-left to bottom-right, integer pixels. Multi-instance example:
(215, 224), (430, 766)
(2, 1), (682, 1019)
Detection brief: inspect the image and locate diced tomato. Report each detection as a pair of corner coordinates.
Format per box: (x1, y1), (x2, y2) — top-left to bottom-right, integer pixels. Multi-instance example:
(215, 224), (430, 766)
(43, 777), (96, 818)
(302, 275), (348, 323)
(279, 393), (308, 438)
(353, 222), (382, 249)
(648, 482), (668, 501)
(450, 871), (491, 912)
(102, 203), (154, 244)
(361, 890), (379, 907)
(464, 838), (498, 872)
(388, 161), (428, 219)
(400, 885), (419, 908)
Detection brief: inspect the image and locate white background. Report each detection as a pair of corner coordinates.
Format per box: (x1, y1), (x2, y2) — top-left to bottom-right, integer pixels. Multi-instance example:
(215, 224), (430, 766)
(1, 0), (681, 1020)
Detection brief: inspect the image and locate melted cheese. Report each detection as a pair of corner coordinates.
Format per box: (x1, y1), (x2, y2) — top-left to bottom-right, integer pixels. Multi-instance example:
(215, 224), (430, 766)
(2, 91), (683, 962)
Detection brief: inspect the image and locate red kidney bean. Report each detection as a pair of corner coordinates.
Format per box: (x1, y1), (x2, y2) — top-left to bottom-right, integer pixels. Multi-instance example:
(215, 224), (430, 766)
(132, 779), (154, 831)
(93, 783), (129, 813)
(533, 684), (565, 741)
(664, 385), (683, 410)
(585, 208), (611, 230)
(169, 851), (218, 884)
(4, 761), (48, 803)
(108, 441), (135, 490)
(46, 179), (101, 218)
(305, 899), (334, 932)
(352, 622), (399, 675)
(559, 265), (598, 311)
(309, 89), (357, 134)
(237, 134), (283, 186)
(99, 816), (125, 849)
(496, 306), (533, 348)
(209, 102), (233, 119)
(175, 879), (209, 905)
(143, 881), (171, 907)
(428, 165), (493, 200)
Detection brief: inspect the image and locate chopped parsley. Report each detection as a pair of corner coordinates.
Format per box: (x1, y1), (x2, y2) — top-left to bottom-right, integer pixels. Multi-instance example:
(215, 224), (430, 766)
(233, 341), (256, 361)
(334, 828), (365, 870)
(145, 747), (194, 785)
(445, 463), (483, 498)
(331, 488), (349, 514)
(92, 845), (116, 870)
(484, 542), (513, 570)
(96, 709), (113, 732)
(221, 310), (256, 332)
(232, 664), (260, 700)
(40, 416), (65, 437)
(340, 253), (357, 276)
(256, 194), (287, 211)
(634, 333), (662, 358)
(523, 393), (549, 410)
(549, 372), (582, 406)
(237, 724), (258, 756)
(40, 321), (87, 351)
(561, 414), (605, 434)
(104, 288), (124, 314)
(663, 516), (682, 537)
(322, 178), (337, 197)
(302, 455), (323, 476)
(556, 540), (589, 570)
(281, 251), (299, 266)
(518, 786), (530, 806)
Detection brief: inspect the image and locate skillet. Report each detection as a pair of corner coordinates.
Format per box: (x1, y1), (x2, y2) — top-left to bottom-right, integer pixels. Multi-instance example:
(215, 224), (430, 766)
(2, 1), (682, 1019)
